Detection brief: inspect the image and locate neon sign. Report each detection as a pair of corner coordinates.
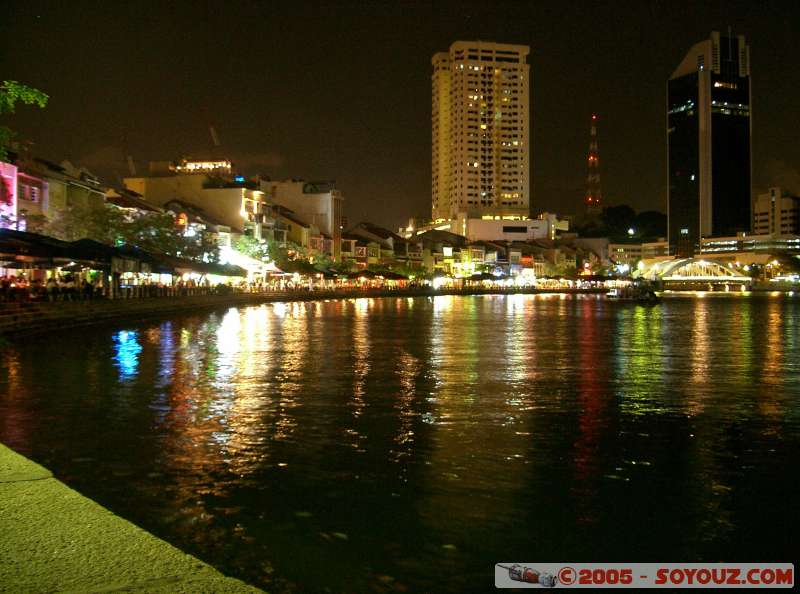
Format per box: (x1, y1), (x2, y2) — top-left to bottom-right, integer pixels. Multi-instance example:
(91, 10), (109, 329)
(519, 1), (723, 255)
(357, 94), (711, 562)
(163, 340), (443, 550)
(0, 161), (18, 229)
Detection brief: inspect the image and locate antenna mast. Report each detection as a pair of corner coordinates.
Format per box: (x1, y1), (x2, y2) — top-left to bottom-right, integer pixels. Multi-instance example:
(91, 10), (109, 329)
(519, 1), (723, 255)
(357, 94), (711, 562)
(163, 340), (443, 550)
(584, 114), (602, 215)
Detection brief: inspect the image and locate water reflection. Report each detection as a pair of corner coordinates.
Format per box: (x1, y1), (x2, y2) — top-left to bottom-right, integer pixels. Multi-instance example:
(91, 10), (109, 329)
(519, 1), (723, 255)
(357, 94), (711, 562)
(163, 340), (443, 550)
(113, 330), (142, 380)
(0, 295), (799, 593)
(689, 297), (710, 413)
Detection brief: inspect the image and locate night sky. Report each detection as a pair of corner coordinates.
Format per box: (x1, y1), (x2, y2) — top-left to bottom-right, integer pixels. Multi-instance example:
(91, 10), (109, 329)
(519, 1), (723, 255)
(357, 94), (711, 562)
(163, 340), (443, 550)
(2, 0), (799, 229)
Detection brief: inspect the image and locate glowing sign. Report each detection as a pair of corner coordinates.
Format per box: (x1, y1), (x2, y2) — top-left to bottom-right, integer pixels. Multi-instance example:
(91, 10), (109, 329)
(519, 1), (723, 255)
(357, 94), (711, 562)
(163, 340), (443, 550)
(0, 161), (18, 229)
(171, 159), (232, 174)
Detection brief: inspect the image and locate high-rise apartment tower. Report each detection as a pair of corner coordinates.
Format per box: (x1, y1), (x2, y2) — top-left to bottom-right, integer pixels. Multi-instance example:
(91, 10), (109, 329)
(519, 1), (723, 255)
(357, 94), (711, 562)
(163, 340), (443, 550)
(432, 41), (530, 222)
(667, 30), (752, 256)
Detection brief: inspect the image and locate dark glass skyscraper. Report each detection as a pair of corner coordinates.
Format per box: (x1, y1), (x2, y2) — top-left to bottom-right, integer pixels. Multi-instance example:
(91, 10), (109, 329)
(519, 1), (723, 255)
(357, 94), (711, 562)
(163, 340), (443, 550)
(667, 31), (751, 256)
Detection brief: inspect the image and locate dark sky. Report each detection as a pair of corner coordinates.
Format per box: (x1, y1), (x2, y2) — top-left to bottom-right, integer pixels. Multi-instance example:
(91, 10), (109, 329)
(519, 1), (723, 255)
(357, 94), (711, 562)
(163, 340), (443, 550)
(2, 0), (799, 229)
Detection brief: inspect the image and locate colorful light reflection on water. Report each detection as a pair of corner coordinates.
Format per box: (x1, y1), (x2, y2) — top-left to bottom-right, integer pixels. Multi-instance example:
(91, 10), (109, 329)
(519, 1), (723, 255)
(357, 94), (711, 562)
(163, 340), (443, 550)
(1, 294), (799, 593)
(112, 330), (142, 380)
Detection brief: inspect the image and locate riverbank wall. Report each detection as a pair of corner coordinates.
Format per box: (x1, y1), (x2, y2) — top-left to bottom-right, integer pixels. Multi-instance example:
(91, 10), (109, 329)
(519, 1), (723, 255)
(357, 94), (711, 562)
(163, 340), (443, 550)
(0, 443), (261, 593)
(0, 287), (607, 337)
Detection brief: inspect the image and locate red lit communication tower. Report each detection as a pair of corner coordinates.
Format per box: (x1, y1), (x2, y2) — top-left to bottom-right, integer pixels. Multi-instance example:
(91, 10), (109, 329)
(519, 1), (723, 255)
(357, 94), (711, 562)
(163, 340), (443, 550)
(585, 114), (602, 214)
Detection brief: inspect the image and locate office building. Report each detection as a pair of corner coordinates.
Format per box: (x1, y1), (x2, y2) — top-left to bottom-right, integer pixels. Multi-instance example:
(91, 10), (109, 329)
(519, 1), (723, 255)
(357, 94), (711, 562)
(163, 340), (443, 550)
(432, 41), (530, 222)
(753, 187), (800, 235)
(667, 31), (752, 256)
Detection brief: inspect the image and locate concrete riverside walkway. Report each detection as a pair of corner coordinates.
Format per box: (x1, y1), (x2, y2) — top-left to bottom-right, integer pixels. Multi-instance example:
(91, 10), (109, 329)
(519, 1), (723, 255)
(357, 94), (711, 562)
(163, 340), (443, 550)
(0, 444), (262, 593)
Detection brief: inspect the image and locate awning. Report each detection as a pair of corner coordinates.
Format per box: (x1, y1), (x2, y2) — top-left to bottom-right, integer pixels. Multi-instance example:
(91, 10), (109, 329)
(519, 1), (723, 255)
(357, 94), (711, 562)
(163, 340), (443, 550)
(378, 271), (408, 280)
(347, 270), (378, 279)
(0, 228), (71, 261)
(0, 229), (246, 277)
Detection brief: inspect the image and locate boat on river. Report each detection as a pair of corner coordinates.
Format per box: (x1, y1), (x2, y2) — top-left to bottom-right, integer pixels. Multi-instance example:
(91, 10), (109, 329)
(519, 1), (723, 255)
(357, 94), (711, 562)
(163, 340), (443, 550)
(606, 285), (661, 303)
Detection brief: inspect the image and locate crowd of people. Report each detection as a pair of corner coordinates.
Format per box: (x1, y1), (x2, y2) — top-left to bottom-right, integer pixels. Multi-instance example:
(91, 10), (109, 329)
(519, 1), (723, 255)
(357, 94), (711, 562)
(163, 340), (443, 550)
(0, 274), (100, 303)
(1, 270), (589, 305)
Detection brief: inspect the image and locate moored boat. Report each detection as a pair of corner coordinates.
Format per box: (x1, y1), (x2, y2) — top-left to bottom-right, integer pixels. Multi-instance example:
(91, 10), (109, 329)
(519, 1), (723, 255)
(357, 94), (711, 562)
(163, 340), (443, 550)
(606, 285), (660, 303)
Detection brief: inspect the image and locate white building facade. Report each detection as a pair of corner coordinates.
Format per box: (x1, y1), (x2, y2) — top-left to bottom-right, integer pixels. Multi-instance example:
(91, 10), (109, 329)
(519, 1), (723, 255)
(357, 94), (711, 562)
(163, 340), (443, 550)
(261, 180), (344, 260)
(124, 160), (269, 240)
(432, 41), (531, 222)
(451, 212), (566, 242)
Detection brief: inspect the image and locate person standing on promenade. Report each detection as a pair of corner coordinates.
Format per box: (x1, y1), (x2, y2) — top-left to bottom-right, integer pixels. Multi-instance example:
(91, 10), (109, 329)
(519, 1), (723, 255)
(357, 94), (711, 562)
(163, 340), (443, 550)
(45, 276), (57, 302)
(65, 275), (76, 301)
(82, 278), (93, 301)
(57, 276), (67, 300)
(29, 278), (43, 301)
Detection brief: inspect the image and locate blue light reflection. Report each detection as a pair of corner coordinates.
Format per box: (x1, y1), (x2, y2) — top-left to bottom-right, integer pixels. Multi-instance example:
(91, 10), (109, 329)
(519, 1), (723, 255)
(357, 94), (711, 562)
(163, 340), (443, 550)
(113, 330), (142, 380)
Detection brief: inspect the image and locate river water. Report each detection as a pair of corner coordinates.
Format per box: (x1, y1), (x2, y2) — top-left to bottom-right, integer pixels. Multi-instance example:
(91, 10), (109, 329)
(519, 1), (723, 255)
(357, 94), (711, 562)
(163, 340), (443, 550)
(1, 294), (798, 592)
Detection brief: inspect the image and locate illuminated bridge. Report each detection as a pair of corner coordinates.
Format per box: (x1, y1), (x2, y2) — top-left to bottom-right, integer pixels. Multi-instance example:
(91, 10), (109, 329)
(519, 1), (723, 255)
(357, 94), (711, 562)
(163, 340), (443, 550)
(640, 258), (752, 289)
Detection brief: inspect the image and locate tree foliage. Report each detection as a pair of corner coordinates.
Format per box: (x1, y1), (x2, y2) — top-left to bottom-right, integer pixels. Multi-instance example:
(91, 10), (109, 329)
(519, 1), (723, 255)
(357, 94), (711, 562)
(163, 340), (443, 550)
(43, 202), (219, 262)
(330, 258), (355, 273)
(311, 252), (335, 271)
(366, 260), (422, 277)
(233, 237), (323, 271)
(546, 261), (578, 279)
(576, 204), (667, 242)
(126, 211), (219, 262)
(633, 210), (667, 240)
(43, 202), (125, 243)
(600, 205), (637, 237)
(264, 239), (295, 268)
(0, 80), (49, 161)
(235, 235), (271, 261)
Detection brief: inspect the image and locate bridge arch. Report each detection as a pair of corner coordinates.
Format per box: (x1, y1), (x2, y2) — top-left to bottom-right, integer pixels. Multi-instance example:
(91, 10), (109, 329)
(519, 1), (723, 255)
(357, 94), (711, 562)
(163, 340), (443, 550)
(641, 258), (751, 284)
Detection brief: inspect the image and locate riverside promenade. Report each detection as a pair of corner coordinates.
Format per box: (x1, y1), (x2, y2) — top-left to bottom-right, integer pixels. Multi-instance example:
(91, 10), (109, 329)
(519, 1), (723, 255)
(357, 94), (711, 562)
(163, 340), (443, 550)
(0, 443), (261, 593)
(0, 286), (608, 337)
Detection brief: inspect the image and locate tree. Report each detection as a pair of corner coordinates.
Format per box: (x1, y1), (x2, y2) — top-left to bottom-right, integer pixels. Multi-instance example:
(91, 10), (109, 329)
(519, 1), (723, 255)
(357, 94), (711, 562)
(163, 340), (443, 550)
(388, 261), (422, 278)
(0, 81), (49, 161)
(235, 235), (270, 261)
(125, 212), (184, 254)
(123, 212), (220, 262)
(600, 204), (636, 238)
(574, 217), (609, 238)
(44, 203), (220, 262)
(43, 202), (125, 243)
(633, 210), (667, 240)
(185, 230), (220, 263)
(264, 239), (293, 268)
(311, 252), (335, 271)
(545, 259), (578, 278)
(330, 258), (355, 274)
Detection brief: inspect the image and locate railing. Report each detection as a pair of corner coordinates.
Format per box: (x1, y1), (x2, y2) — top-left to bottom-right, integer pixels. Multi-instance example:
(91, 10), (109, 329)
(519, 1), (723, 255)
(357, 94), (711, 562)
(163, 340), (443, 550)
(0, 282), (612, 308)
(0, 284), (242, 304)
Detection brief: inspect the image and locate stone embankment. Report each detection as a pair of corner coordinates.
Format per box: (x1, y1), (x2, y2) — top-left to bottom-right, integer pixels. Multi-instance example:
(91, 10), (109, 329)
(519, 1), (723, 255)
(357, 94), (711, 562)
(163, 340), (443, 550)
(0, 443), (262, 593)
(0, 287), (608, 337)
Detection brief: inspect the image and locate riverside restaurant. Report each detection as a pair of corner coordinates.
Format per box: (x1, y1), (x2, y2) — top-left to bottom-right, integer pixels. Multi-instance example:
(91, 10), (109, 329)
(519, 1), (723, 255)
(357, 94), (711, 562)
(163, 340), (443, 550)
(0, 228), (247, 301)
